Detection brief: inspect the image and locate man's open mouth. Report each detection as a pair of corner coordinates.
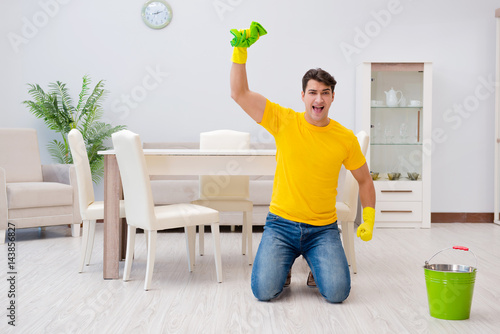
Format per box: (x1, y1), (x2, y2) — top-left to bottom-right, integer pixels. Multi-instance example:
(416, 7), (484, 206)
(312, 106), (324, 113)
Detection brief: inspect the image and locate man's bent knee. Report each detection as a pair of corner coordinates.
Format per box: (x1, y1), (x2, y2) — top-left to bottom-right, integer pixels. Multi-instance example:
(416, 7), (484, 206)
(322, 284), (351, 303)
(251, 282), (283, 302)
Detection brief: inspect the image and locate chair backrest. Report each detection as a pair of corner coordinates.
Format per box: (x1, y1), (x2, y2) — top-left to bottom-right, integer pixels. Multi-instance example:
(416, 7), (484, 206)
(0, 128), (43, 182)
(112, 130), (156, 230)
(340, 131), (370, 220)
(199, 130), (250, 200)
(68, 129), (95, 216)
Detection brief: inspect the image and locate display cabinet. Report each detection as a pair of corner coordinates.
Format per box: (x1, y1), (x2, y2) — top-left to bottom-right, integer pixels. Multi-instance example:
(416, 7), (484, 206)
(356, 62), (432, 228)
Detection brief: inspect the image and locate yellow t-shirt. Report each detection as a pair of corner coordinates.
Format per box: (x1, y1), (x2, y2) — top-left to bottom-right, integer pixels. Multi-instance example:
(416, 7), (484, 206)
(259, 100), (366, 226)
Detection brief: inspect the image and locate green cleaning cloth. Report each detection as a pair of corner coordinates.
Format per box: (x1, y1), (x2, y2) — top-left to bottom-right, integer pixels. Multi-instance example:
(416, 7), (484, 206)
(230, 21), (267, 48)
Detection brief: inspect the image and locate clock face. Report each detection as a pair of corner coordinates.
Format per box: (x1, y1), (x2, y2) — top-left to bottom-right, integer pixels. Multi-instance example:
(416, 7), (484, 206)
(142, 0), (173, 29)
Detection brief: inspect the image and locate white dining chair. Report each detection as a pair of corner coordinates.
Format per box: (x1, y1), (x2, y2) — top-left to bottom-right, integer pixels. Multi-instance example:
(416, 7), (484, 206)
(68, 129), (126, 273)
(112, 130), (223, 290)
(337, 130), (370, 274)
(192, 130), (254, 265)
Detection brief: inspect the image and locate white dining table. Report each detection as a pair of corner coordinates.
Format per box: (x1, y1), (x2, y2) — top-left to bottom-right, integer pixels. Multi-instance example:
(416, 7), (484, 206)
(98, 148), (277, 279)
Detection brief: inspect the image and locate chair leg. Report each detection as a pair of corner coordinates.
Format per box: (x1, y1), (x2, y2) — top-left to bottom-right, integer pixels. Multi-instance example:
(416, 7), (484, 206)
(245, 211), (253, 265)
(210, 223), (223, 283)
(199, 225), (205, 256)
(123, 225), (137, 282)
(79, 220), (90, 273)
(84, 220), (96, 265)
(144, 230), (157, 291)
(341, 221), (357, 274)
(242, 213), (247, 255)
(185, 226), (196, 272)
(340, 221), (349, 263)
(347, 221), (357, 274)
(71, 223), (81, 237)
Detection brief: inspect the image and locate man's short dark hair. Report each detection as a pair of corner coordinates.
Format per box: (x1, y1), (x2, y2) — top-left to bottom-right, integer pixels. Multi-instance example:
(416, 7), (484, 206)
(302, 68), (337, 93)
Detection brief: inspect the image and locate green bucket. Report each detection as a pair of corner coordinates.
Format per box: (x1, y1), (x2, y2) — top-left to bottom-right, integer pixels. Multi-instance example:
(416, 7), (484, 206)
(423, 246), (477, 320)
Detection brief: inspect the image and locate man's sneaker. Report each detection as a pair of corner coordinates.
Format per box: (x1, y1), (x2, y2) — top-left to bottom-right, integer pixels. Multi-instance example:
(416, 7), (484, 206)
(307, 271), (317, 287)
(284, 270), (292, 287)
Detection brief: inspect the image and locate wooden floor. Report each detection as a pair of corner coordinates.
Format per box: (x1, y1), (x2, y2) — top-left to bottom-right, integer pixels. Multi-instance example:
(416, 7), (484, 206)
(1, 223), (499, 333)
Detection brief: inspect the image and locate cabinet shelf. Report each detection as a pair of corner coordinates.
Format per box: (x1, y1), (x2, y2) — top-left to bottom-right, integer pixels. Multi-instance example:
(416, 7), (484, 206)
(373, 179), (422, 182)
(371, 143), (422, 146)
(371, 106), (423, 109)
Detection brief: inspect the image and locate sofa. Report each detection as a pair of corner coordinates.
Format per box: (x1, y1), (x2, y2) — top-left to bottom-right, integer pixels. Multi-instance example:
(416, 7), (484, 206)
(143, 141), (275, 226)
(0, 128), (81, 243)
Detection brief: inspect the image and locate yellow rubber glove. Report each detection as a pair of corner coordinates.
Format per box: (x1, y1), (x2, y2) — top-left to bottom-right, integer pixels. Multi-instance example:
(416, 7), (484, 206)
(230, 22), (267, 64)
(357, 207), (375, 241)
(231, 48), (248, 64)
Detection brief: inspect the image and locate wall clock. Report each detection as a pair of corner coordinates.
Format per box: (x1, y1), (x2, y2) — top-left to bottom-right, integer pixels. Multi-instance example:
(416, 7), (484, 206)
(141, 0), (173, 29)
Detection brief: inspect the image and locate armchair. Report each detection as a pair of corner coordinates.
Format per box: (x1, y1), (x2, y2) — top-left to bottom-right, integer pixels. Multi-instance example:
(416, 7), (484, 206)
(0, 128), (81, 243)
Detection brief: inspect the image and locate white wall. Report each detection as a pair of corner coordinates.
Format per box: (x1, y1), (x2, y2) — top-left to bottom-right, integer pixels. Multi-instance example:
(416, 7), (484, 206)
(1, 0), (497, 211)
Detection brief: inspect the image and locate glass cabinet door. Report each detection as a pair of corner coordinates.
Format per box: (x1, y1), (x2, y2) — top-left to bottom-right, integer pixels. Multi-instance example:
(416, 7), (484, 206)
(370, 69), (424, 179)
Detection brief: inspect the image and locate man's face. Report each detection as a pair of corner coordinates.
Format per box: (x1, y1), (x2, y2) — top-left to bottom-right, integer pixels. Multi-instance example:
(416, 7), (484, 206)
(301, 79), (335, 127)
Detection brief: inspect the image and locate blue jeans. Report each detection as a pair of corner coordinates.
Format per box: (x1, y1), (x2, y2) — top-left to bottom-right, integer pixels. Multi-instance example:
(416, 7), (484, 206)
(251, 212), (351, 303)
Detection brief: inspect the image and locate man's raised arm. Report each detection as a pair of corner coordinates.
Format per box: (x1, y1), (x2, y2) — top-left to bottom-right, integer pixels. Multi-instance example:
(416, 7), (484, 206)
(230, 63), (266, 123)
(229, 22), (268, 123)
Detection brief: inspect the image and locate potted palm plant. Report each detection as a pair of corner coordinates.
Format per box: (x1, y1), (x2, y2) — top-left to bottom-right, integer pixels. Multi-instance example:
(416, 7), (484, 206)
(23, 75), (126, 183)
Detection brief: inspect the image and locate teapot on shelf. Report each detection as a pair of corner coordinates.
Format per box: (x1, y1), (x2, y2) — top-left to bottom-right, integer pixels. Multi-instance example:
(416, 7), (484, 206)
(384, 87), (404, 107)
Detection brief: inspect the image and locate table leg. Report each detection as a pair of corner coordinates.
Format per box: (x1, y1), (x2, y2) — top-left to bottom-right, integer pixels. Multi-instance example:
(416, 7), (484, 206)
(103, 155), (122, 279)
(120, 217), (128, 261)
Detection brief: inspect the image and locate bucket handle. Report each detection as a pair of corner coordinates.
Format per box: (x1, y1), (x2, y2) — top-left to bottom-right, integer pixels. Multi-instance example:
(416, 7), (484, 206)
(425, 246), (477, 268)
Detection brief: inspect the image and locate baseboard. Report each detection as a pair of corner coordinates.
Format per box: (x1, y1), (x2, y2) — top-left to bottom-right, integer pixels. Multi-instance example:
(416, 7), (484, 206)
(431, 212), (495, 223)
(98, 213), (496, 224)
